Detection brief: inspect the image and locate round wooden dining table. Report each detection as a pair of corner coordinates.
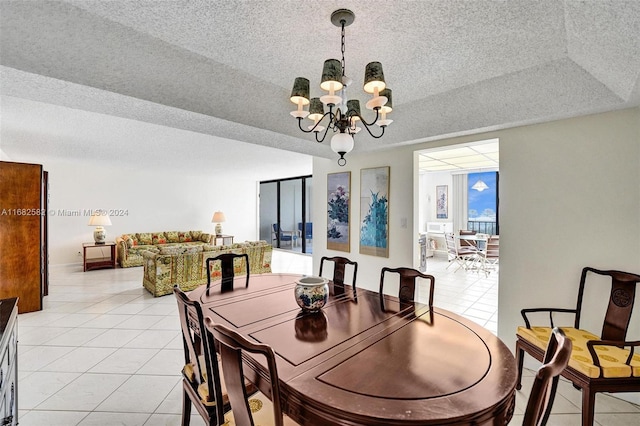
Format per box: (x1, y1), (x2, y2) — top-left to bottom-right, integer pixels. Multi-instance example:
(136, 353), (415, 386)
(189, 273), (517, 425)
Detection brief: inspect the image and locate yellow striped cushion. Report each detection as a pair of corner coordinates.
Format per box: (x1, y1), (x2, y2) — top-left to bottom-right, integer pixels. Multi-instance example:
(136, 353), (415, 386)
(517, 326), (640, 378)
(222, 390), (300, 425)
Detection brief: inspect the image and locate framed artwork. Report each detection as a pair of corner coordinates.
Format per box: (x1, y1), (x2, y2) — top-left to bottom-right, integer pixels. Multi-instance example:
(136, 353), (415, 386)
(359, 166), (389, 258)
(327, 172), (350, 252)
(436, 185), (448, 219)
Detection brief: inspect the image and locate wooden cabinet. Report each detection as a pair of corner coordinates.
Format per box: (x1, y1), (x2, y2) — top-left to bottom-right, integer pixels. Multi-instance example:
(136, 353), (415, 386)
(0, 161), (47, 313)
(0, 298), (18, 425)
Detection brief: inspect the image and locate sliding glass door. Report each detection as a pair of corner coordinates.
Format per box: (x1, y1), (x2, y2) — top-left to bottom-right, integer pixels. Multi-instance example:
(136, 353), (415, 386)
(259, 175), (313, 254)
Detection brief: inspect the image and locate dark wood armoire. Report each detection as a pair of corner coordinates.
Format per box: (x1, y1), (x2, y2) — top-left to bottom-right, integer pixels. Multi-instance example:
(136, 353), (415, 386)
(0, 161), (48, 313)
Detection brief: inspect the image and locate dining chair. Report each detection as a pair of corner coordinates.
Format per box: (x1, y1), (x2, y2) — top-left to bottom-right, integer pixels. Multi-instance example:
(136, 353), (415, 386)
(319, 256), (358, 299)
(379, 267), (435, 310)
(444, 232), (478, 272)
(173, 286), (229, 426)
(516, 267), (640, 426)
(206, 320), (300, 426)
(206, 252), (249, 294)
(522, 327), (572, 426)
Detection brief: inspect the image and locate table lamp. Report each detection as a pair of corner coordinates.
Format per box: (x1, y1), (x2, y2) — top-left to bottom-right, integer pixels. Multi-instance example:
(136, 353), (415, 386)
(88, 213), (112, 244)
(212, 211), (226, 236)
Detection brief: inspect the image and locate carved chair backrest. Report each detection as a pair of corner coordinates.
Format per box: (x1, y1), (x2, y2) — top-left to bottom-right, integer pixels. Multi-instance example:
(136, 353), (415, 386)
(174, 286), (225, 424)
(319, 256), (358, 298)
(206, 253), (250, 294)
(575, 267), (640, 341)
(207, 320), (285, 426)
(379, 267), (435, 309)
(523, 328), (572, 426)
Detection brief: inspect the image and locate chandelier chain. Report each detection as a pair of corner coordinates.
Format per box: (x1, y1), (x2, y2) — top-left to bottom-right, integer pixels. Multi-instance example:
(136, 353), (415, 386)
(340, 20), (346, 77)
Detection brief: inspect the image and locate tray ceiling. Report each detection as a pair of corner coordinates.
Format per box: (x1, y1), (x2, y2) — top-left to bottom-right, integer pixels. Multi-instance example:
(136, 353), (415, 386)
(1, 1), (639, 160)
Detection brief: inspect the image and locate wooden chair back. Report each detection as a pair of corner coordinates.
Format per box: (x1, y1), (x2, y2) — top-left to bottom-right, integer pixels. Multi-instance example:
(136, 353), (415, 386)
(379, 267), (435, 309)
(522, 328), (572, 426)
(174, 286), (225, 425)
(319, 256), (358, 299)
(575, 267), (640, 341)
(206, 320), (286, 426)
(206, 253), (250, 294)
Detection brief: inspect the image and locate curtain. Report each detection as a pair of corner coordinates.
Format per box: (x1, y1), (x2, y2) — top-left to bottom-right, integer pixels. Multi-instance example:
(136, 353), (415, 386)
(452, 174), (468, 233)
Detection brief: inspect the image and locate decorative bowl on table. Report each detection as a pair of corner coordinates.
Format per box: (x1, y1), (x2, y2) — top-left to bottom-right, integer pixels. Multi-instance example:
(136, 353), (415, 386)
(294, 276), (329, 312)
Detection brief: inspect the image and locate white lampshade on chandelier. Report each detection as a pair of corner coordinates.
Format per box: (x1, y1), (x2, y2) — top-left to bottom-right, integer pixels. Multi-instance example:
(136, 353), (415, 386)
(289, 9), (393, 166)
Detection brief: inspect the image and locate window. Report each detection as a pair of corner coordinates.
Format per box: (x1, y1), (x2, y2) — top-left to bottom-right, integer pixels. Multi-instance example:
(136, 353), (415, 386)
(467, 171), (498, 235)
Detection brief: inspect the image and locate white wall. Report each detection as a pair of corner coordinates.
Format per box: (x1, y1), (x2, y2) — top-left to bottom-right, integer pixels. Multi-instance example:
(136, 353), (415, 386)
(313, 108), (640, 406)
(1, 99), (313, 265)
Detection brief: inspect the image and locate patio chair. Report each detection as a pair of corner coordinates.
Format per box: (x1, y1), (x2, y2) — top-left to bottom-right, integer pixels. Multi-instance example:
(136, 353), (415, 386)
(444, 232), (478, 272)
(272, 223), (296, 247)
(297, 222), (313, 244)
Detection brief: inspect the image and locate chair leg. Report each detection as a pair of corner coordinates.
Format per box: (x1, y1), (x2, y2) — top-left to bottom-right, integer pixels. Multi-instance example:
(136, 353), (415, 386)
(515, 341), (524, 390)
(182, 388), (192, 426)
(581, 387), (596, 426)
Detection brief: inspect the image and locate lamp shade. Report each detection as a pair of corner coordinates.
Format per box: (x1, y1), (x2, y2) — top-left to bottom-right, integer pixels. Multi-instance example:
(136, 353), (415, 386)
(290, 77), (310, 106)
(320, 59), (343, 92)
(346, 99), (361, 121)
(363, 61), (386, 94)
(211, 211), (226, 223)
(308, 98), (325, 121)
(472, 180), (489, 191)
(88, 213), (112, 226)
(380, 88), (392, 113)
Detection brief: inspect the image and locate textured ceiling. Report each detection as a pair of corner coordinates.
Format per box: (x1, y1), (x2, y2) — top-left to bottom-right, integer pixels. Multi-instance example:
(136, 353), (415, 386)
(1, 0), (639, 162)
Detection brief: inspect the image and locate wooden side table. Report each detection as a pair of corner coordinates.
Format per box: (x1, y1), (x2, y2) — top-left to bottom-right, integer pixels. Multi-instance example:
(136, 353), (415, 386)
(83, 242), (116, 272)
(211, 235), (234, 246)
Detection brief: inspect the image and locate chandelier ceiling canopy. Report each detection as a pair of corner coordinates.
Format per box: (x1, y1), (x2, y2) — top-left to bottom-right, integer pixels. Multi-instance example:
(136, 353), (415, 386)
(289, 9), (393, 166)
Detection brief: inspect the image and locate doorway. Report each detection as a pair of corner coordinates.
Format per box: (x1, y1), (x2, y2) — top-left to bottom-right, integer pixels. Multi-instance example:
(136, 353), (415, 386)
(416, 139), (500, 334)
(259, 175), (313, 254)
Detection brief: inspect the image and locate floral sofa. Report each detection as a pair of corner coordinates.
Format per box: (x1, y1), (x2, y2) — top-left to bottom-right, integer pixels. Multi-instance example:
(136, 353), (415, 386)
(115, 231), (212, 268)
(141, 240), (273, 297)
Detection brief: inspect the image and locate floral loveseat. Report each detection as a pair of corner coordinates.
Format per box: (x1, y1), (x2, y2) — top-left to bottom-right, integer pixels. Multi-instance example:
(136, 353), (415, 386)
(115, 231), (212, 268)
(141, 240), (272, 296)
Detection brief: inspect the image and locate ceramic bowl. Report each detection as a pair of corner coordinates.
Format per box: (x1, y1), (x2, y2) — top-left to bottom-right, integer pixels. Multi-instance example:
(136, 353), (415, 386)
(294, 276), (329, 312)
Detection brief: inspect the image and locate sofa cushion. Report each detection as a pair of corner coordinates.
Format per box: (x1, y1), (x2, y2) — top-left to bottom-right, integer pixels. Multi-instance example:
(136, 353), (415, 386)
(129, 245), (157, 256)
(178, 231), (193, 243)
(138, 233), (153, 245)
(166, 231), (180, 243)
(159, 245), (185, 255)
(183, 245), (203, 254)
(517, 326), (640, 378)
(152, 233), (167, 245)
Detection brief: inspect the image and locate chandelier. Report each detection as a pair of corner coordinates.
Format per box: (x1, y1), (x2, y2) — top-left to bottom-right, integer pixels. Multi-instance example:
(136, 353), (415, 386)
(289, 9), (393, 166)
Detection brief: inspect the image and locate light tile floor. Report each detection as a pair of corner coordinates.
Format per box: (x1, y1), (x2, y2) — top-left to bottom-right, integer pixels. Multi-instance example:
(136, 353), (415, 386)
(17, 251), (639, 425)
